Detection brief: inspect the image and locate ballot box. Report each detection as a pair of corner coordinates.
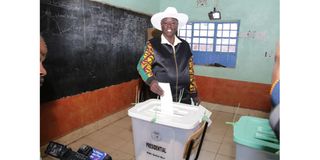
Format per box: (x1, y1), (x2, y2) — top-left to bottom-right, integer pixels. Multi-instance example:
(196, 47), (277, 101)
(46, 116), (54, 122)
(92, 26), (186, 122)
(128, 99), (211, 160)
(233, 116), (279, 160)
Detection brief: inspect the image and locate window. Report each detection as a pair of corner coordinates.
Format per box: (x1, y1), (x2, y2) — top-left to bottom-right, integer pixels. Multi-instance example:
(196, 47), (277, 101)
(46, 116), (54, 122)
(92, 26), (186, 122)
(179, 21), (240, 68)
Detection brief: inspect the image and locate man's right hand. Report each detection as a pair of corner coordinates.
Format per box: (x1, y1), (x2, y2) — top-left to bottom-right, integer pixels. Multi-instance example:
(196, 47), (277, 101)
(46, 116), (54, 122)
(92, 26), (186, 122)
(150, 80), (164, 96)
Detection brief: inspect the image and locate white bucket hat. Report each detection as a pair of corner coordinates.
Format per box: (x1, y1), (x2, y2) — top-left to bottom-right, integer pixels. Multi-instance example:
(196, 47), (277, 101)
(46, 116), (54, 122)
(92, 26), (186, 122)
(151, 7), (189, 31)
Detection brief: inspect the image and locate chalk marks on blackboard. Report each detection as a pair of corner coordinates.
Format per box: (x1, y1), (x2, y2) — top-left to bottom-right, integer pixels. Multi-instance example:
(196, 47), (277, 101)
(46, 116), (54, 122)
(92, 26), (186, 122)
(41, 9), (83, 35)
(40, 0), (152, 102)
(42, 0), (82, 11)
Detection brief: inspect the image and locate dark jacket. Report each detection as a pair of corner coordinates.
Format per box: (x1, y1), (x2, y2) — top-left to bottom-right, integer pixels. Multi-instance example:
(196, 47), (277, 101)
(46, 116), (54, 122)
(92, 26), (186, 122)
(137, 36), (197, 104)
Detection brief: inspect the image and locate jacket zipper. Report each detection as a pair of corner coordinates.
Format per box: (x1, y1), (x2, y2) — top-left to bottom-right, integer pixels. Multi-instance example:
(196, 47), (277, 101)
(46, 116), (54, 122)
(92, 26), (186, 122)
(172, 46), (179, 102)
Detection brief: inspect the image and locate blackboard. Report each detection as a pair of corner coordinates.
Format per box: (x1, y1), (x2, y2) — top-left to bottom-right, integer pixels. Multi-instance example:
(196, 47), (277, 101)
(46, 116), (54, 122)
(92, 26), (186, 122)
(40, 0), (151, 102)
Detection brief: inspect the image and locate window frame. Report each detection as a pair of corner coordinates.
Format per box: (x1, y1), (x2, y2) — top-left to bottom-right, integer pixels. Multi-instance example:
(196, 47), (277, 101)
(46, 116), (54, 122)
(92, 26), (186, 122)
(178, 21), (240, 68)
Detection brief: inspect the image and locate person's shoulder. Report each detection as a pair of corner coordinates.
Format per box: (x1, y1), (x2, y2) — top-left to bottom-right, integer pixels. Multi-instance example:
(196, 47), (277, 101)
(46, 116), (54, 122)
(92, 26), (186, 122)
(149, 37), (161, 45)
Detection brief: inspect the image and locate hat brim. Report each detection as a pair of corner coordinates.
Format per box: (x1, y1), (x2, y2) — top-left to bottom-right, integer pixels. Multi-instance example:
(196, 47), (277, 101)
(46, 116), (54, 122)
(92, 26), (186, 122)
(151, 12), (188, 31)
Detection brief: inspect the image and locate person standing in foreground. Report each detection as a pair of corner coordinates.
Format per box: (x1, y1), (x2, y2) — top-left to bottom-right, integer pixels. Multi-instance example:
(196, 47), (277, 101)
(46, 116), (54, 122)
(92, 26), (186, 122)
(269, 43), (280, 140)
(270, 43), (280, 108)
(40, 36), (48, 86)
(137, 7), (200, 105)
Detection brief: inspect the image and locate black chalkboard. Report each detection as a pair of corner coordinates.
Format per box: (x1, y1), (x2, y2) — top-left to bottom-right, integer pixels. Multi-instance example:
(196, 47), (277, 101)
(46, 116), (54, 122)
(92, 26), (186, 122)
(40, 0), (151, 102)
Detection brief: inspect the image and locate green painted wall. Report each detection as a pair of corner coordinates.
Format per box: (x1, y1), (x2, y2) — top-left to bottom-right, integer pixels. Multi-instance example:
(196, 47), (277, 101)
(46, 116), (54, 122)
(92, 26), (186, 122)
(160, 0), (279, 84)
(95, 0), (279, 84)
(93, 0), (159, 15)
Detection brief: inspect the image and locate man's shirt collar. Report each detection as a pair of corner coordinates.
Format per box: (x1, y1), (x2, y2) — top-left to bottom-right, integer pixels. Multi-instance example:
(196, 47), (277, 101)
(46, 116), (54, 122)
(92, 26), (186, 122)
(161, 34), (181, 47)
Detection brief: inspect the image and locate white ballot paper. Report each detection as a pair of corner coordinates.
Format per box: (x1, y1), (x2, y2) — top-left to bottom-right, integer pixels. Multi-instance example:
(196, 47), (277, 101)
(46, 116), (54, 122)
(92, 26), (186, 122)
(158, 82), (173, 115)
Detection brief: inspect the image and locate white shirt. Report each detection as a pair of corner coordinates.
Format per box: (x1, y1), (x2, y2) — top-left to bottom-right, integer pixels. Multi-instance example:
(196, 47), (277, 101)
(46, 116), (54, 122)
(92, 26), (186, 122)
(161, 34), (182, 53)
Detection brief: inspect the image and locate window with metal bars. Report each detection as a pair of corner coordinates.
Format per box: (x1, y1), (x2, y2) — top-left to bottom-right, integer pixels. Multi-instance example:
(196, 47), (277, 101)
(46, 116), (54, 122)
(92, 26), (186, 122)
(179, 21), (240, 68)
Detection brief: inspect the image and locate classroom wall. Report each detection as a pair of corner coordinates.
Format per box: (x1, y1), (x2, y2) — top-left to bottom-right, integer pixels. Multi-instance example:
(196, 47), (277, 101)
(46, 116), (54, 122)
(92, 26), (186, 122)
(159, 0), (279, 110)
(40, 0), (152, 145)
(41, 80), (139, 145)
(40, 0), (152, 102)
(93, 0), (160, 15)
(196, 75), (271, 111)
(160, 0), (280, 84)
